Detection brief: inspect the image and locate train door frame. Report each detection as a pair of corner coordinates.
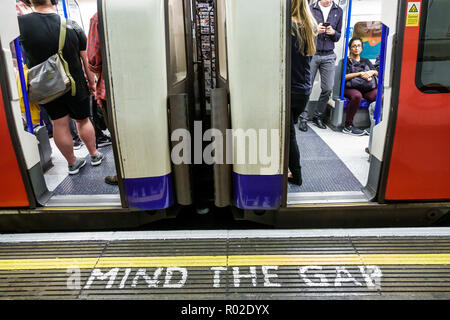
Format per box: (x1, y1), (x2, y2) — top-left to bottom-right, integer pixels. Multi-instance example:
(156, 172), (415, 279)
(379, 0), (450, 203)
(0, 42), (36, 208)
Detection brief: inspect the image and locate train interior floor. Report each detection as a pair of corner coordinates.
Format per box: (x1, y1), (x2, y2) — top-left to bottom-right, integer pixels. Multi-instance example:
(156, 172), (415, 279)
(43, 136), (120, 207)
(288, 122), (370, 205)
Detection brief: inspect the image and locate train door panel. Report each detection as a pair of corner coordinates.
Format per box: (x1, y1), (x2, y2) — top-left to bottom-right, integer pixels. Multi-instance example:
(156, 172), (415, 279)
(224, 0), (288, 210)
(99, 0), (174, 210)
(383, 0), (450, 201)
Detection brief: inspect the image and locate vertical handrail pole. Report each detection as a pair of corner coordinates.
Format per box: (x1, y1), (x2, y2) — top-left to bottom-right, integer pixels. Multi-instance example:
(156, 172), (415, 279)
(14, 39), (34, 134)
(374, 24), (389, 125)
(62, 0), (69, 18)
(340, 0), (353, 100)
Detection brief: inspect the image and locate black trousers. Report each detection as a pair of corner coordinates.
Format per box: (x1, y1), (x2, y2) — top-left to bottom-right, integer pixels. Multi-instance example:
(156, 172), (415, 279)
(289, 94), (310, 178)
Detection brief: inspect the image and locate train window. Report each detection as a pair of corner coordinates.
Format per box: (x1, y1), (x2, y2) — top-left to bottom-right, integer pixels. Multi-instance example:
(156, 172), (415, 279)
(168, 0), (188, 85)
(217, 0), (227, 80)
(353, 21), (382, 60)
(416, 0), (450, 94)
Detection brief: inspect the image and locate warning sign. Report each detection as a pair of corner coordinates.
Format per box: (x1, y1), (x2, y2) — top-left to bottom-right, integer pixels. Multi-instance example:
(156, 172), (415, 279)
(406, 2), (421, 27)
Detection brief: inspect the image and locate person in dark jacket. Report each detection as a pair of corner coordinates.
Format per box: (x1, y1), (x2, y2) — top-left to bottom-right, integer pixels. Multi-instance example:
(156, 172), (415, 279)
(288, 0), (318, 186)
(298, 0), (343, 132)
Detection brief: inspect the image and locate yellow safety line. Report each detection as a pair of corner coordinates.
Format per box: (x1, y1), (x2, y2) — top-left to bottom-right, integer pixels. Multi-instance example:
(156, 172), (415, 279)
(1, 254), (450, 270)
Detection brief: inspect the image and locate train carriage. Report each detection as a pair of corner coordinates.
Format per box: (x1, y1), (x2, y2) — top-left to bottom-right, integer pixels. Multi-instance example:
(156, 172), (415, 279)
(0, 0), (448, 230)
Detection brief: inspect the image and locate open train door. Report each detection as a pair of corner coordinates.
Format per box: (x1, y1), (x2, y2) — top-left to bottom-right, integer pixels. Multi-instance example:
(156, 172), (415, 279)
(99, 0), (196, 210)
(210, 0), (289, 211)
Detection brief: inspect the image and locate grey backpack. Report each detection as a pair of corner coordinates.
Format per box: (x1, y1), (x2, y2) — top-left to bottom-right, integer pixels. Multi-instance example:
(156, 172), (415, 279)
(27, 17), (76, 104)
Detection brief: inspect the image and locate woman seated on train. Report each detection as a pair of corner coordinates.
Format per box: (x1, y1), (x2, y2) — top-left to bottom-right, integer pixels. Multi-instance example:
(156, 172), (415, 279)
(343, 37), (379, 136)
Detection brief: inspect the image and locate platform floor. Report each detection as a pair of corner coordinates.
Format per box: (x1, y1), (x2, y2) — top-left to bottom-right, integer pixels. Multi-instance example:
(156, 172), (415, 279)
(0, 228), (449, 300)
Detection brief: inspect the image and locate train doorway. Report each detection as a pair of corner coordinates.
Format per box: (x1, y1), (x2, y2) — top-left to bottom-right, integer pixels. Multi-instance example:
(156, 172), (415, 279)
(287, 0), (392, 206)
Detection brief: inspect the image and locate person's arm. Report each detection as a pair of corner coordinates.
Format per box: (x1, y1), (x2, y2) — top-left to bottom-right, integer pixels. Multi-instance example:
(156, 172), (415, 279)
(87, 14), (102, 75)
(326, 8), (343, 42)
(80, 50), (96, 93)
(72, 20), (96, 94)
(345, 71), (364, 81)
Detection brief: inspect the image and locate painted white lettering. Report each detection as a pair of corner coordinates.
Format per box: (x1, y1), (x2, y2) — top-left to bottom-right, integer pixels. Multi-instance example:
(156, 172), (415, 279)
(66, 267), (81, 290)
(359, 266), (383, 288)
(132, 268), (163, 288)
(164, 267), (188, 288)
(334, 267), (363, 287)
(211, 267), (227, 288)
(299, 266), (330, 287)
(119, 268), (132, 289)
(84, 268), (119, 289)
(262, 266), (281, 287)
(233, 267), (257, 287)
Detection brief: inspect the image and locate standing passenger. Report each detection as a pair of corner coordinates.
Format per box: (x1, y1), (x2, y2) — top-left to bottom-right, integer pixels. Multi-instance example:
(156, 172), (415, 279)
(288, 0), (318, 186)
(17, 0), (104, 175)
(298, 0), (343, 132)
(87, 12), (118, 186)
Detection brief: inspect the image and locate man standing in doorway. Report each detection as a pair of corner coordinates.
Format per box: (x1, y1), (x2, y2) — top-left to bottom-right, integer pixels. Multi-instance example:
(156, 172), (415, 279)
(299, 0), (343, 132)
(87, 12), (118, 185)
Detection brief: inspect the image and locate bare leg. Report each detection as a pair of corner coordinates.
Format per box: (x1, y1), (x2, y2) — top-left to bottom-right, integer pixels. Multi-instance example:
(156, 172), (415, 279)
(75, 118), (98, 156)
(52, 115), (76, 165)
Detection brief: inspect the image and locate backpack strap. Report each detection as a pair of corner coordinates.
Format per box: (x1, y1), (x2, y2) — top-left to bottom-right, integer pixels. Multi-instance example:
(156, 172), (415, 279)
(58, 17), (76, 97)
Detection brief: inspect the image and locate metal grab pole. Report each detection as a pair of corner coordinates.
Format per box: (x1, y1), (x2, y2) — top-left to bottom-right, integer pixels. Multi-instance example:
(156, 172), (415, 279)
(14, 39), (34, 134)
(340, 0), (353, 100)
(374, 25), (389, 125)
(61, 0), (69, 18)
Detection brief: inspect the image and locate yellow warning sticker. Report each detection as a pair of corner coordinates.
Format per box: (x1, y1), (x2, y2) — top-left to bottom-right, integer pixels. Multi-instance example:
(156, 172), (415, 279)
(406, 2), (421, 27)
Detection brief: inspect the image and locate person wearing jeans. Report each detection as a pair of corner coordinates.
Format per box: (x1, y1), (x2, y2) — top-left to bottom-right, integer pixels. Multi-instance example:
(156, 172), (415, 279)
(298, 0), (343, 132)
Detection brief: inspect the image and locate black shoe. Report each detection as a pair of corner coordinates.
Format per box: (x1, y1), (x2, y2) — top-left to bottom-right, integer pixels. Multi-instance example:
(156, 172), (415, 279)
(97, 135), (112, 148)
(313, 117), (326, 129)
(298, 120), (308, 132)
(288, 175), (302, 186)
(105, 175), (118, 185)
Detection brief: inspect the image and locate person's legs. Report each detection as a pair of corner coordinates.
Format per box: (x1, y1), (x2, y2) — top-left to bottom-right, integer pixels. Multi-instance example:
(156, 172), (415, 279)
(300, 55), (320, 124)
(314, 53), (336, 122)
(52, 115), (76, 165)
(75, 118), (98, 157)
(344, 88), (363, 127)
(289, 113), (302, 185)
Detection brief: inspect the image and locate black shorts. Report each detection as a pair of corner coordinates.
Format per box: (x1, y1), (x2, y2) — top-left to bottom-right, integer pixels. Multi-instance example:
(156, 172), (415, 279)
(41, 92), (91, 121)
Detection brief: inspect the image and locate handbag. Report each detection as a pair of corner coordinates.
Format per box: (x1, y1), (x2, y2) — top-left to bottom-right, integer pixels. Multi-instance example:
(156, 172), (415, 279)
(345, 58), (377, 93)
(27, 17), (76, 104)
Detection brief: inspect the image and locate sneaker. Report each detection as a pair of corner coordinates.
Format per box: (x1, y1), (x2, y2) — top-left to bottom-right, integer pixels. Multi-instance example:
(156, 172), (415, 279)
(298, 120), (308, 132)
(90, 152), (104, 166)
(68, 158), (86, 175)
(363, 127), (371, 136)
(105, 175), (118, 185)
(97, 136), (112, 148)
(312, 117), (326, 129)
(343, 125), (365, 136)
(73, 138), (84, 150)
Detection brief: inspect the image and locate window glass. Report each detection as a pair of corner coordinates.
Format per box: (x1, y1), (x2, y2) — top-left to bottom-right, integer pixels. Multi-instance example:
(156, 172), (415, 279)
(416, 0), (450, 93)
(353, 21), (382, 60)
(168, 0), (187, 85)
